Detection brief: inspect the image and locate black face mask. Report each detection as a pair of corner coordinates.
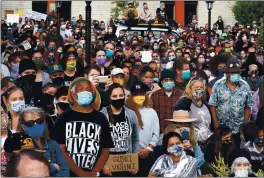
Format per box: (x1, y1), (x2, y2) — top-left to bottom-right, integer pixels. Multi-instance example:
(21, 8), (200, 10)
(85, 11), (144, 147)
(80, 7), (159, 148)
(52, 77), (64, 86)
(57, 102), (70, 111)
(43, 93), (55, 105)
(222, 139), (232, 145)
(110, 98), (125, 110)
(20, 74), (36, 85)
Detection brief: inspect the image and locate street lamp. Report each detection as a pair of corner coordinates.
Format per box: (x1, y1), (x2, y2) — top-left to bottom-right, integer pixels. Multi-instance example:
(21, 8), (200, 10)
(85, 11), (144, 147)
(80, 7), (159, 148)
(56, 1), (62, 33)
(206, 1), (214, 46)
(86, 1), (92, 64)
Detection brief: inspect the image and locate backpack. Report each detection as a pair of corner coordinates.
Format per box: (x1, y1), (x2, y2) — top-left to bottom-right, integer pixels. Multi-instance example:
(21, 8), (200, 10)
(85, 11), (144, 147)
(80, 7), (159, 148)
(127, 9), (135, 19)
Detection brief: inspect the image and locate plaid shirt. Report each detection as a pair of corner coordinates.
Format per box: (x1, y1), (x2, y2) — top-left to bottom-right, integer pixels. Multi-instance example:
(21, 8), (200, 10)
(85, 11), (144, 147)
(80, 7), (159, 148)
(151, 88), (183, 133)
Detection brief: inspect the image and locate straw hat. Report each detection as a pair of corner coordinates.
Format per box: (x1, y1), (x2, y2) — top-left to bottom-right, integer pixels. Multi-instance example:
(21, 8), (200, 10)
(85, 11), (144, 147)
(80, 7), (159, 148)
(166, 110), (197, 123)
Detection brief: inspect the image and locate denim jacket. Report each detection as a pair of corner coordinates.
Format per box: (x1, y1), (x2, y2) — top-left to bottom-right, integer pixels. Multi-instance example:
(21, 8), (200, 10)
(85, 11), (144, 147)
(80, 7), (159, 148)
(40, 139), (70, 177)
(100, 106), (140, 153)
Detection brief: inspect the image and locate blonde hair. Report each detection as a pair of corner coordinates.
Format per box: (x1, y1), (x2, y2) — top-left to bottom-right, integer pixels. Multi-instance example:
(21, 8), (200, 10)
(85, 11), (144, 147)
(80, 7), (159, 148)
(183, 77), (206, 100)
(126, 93), (153, 128)
(164, 123), (197, 146)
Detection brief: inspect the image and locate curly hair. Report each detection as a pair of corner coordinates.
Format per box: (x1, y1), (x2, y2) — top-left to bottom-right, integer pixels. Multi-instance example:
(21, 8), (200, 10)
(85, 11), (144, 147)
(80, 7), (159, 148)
(183, 77), (206, 100)
(126, 93), (153, 128)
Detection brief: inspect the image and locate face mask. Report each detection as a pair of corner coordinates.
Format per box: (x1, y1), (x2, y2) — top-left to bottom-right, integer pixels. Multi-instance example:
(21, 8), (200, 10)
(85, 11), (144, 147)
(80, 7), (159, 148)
(114, 79), (125, 86)
(186, 57), (191, 62)
(169, 56), (175, 61)
(210, 52), (216, 57)
(198, 57), (205, 64)
(242, 36), (247, 41)
(153, 78), (159, 83)
(223, 139), (232, 145)
(204, 70), (211, 77)
(143, 78), (154, 86)
(44, 93), (54, 104)
(181, 70), (191, 80)
(91, 38), (96, 43)
(256, 56), (263, 64)
(162, 81), (175, 90)
(225, 48), (231, 53)
(196, 49), (201, 54)
(24, 122), (46, 139)
(48, 46), (55, 52)
(167, 144), (182, 157)
(105, 49), (114, 58)
(52, 77), (64, 86)
(133, 95), (146, 106)
(72, 21), (76, 26)
(234, 169), (248, 177)
(33, 60), (44, 69)
(66, 61), (76, 70)
(82, 30), (86, 34)
(20, 74), (36, 85)
(11, 63), (19, 74)
(230, 73), (241, 84)
(57, 102), (70, 111)
(254, 138), (263, 147)
(111, 98), (125, 110)
(96, 57), (107, 65)
(76, 91), (93, 106)
(192, 89), (204, 100)
(153, 46), (159, 50)
(10, 100), (25, 113)
(250, 71), (258, 78)
(171, 39), (176, 43)
(57, 49), (62, 53)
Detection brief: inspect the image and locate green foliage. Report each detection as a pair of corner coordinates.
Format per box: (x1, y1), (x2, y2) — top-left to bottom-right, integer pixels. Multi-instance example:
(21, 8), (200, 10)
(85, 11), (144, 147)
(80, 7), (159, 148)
(111, 1), (139, 19)
(232, 1), (264, 25)
(258, 17), (264, 46)
(255, 169), (264, 177)
(211, 154), (231, 177)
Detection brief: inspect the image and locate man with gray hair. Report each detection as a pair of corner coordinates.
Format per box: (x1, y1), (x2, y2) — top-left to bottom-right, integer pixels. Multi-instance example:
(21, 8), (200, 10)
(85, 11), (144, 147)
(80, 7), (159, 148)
(243, 64), (262, 93)
(230, 157), (255, 177)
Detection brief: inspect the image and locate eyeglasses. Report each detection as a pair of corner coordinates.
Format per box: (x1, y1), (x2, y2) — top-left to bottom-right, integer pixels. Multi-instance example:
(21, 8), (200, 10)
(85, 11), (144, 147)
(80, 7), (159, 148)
(23, 118), (44, 127)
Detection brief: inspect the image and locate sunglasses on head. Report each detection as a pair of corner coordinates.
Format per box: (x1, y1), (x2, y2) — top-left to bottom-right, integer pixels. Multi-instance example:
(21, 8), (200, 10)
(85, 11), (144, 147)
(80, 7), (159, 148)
(23, 118), (44, 127)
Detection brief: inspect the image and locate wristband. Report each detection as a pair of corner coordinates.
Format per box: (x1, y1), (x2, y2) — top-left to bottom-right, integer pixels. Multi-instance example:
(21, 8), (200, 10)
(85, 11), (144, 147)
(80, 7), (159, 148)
(146, 146), (153, 152)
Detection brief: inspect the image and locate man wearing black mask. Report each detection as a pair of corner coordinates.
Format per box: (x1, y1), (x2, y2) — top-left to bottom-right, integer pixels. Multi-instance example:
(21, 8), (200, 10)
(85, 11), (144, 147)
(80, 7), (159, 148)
(16, 59), (42, 106)
(43, 41), (60, 67)
(111, 49), (124, 69)
(48, 64), (65, 88)
(243, 64), (262, 93)
(54, 86), (70, 116)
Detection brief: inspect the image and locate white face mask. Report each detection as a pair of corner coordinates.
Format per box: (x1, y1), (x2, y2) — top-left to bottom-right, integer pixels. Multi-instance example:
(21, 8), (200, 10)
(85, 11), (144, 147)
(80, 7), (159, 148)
(242, 36), (247, 41)
(234, 169), (248, 177)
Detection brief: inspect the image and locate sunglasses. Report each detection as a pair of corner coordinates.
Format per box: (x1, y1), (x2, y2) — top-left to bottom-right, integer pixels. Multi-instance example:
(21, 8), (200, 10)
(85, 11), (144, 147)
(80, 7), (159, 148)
(23, 118), (44, 127)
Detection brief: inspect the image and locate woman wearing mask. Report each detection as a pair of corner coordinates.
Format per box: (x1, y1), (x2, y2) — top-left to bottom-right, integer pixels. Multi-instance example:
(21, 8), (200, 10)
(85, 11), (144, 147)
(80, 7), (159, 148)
(148, 132), (198, 177)
(197, 54), (206, 69)
(95, 49), (110, 76)
(101, 83), (139, 177)
(60, 52), (82, 86)
(140, 66), (160, 94)
(175, 77), (213, 145)
(126, 81), (160, 177)
(17, 107), (69, 177)
(5, 86), (25, 132)
(235, 31), (252, 55)
(53, 86), (70, 116)
(152, 41), (159, 52)
(165, 110), (205, 169)
(204, 124), (234, 165)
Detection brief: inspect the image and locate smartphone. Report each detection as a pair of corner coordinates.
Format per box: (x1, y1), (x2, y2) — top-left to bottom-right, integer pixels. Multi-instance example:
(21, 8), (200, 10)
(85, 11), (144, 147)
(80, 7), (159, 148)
(98, 76), (109, 83)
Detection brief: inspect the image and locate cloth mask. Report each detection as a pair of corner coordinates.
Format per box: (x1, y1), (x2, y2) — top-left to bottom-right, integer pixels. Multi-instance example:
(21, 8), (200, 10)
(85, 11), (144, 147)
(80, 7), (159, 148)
(20, 74), (36, 86)
(11, 63), (19, 74)
(192, 89), (204, 100)
(33, 59), (44, 69)
(10, 100), (25, 113)
(153, 78), (159, 83)
(167, 144), (183, 157)
(143, 78), (154, 86)
(230, 73), (241, 83)
(254, 138), (263, 147)
(105, 49), (114, 58)
(57, 102), (70, 111)
(111, 98), (125, 110)
(76, 91), (93, 106)
(133, 95), (146, 106)
(67, 61), (76, 70)
(96, 57), (107, 65)
(24, 122), (46, 139)
(114, 79), (125, 86)
(181, 70), (191, 80)
(162, 81), (175, 90)
(52, 77), (64, 86)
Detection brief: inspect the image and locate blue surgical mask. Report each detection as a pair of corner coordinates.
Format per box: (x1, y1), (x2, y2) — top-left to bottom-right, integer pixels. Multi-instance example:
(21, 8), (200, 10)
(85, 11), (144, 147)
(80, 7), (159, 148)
(162, 81), (175, 90)
(153, 78), (159, 83)
(181, 70), (191, 80)
(167, 144), (182, 157)
(230, 73), (241, 83)
(10, 100), (25, 113)
(24, 122), (46, 139)
(76, 91), (93, 106)
(105, 49), (113, 58)
(169, 56), (175, 61)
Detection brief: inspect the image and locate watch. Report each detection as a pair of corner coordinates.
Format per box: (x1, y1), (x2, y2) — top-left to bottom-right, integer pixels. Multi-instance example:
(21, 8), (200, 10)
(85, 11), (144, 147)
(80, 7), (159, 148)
(92, 170), (100, 177)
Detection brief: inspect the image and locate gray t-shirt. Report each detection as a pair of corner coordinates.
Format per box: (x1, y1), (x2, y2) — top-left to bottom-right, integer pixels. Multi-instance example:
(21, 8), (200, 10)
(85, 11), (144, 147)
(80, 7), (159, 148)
(189, 102), (212, 143)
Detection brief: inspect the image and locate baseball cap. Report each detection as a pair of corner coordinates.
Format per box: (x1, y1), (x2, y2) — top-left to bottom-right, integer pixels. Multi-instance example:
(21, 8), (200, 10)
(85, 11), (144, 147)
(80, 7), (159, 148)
(48, 65), (64, 75)
(111, 68), (124, 76)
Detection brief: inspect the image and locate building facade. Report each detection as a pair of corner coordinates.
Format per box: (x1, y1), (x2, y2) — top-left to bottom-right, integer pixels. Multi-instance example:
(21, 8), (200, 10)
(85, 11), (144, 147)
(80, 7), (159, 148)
(1, 1), (237, 27)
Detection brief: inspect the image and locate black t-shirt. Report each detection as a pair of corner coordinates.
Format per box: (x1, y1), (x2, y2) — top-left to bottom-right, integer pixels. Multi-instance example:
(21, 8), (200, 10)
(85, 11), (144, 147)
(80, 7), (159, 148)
(108, 108), (131, 154)
(63, 72), (79, 87)
(53, 109), (113, 175)
(156, 8), (167, 18)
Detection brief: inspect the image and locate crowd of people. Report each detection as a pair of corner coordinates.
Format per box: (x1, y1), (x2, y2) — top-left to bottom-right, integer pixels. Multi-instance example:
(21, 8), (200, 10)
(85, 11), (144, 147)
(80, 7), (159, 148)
(1, 1), (264, 177)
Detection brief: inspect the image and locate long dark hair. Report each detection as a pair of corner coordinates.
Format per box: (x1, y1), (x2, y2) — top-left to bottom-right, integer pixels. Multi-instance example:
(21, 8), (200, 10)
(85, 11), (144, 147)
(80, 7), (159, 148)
(106, 83), (125, 124)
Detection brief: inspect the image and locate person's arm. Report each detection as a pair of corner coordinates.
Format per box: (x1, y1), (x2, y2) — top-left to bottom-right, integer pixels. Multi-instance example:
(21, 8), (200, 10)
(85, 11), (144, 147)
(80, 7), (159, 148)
(134, 9), (139, 19)
(131, 111), (140, 153)
(252, 89), (260, 119)
(91, 148), (110, 174)
(53, 141), (70, 177)
(123, 9), (128, 20)
(149, 110), (160, 147)
(148, 172), (156, 177)
(210, 106), (219, 129)
(244, 107), (251, 122)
